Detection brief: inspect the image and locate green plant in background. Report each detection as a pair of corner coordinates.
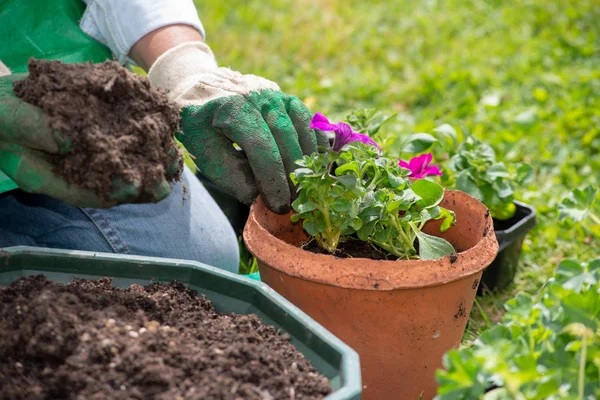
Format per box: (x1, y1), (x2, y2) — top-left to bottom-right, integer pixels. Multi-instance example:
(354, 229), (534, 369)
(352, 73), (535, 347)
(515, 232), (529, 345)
(560, 185), (600, 227)
(291, 113), (455, 259)
(361, 116), (534, 221)
(435, 257), (600, 400)
(443, 132), (534, 220)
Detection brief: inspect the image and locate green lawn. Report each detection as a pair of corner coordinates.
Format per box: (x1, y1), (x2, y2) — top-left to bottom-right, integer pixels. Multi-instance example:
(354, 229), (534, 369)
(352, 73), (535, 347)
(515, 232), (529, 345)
(195, 0), (600, 338)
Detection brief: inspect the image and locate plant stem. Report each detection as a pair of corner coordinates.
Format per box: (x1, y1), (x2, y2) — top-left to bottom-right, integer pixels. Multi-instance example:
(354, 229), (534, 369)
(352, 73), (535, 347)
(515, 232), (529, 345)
(392, 215), (416, 253)
(578, 334), (587, 400)
(360, 160), (375, 180)
(320, 205), (341, 252)
(366, 169), (382, 192)
(375, 240), (407, 259)
(589, 212), (600, 226)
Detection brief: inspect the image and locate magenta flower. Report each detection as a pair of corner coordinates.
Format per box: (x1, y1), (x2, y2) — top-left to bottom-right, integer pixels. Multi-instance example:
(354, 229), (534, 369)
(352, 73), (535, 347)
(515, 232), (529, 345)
(310, 112), (381, 153)
(398, 153), (443, 178)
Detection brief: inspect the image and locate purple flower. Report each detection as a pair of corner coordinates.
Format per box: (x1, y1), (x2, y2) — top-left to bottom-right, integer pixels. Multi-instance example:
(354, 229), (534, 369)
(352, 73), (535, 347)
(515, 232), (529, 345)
(398, 153), (443, 178)
(310, 112), (381, 153)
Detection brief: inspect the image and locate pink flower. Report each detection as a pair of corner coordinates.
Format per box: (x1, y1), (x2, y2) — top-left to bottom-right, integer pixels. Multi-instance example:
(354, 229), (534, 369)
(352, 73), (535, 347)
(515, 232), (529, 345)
(398, 153), (443, 178)
(310, 112), (381, 153)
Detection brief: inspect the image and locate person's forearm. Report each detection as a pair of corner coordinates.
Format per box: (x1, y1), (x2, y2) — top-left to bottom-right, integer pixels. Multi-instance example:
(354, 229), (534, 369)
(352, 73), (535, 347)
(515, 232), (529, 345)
(130, 24), (205, 71)
(79, 0), (206, 65)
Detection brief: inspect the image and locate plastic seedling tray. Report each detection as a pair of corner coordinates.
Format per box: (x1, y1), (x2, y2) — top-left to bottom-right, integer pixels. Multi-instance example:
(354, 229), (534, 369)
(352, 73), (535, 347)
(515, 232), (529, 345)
(0, 246), (362, 400)
(479, 201), (537, 293)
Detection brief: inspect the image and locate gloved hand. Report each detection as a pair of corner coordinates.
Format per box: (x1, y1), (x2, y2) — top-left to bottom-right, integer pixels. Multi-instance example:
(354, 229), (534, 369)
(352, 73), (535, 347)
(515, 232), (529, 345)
(148, 42), (328, 214)
(0, 63), (172, 208)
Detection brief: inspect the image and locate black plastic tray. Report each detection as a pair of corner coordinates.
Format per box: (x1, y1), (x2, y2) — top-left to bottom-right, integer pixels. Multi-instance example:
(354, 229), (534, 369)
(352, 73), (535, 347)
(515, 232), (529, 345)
(479, 201), (537, 293)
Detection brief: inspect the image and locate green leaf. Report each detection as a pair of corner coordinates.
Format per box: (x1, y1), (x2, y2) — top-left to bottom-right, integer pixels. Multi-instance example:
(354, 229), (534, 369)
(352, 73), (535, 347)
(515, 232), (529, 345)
(292, 167), (318, 179)
(436, 208), (456, 232)
(335, 162), (361, 177)
(294, 200), (318, 214)
(336, 174), (358, 189)
(411, 224), (456, 260)
(350, 217), (363, 231)
(331, 199), (352, 212)
(401, 133), (438, 154)
(487, 162), (510, 178)
(560, 290), (600, 330)
(456, 170), (483, 200)
(433, 124), (458, 151)
(411, 179), (444, 208)
(475, 325), (512, 346)
(357, 219), (378, 241)
(558, 185), (599, 222)
(367, 112), (399, 135)
(435, 349), (488, 399)
(554, 259), (590, 291)
(515, 163), (534, 184)
(420, 206), (441, 221)
(303, 219), (321, 236)
(386, 170), (406, 189)
(492, 180), (514, 199)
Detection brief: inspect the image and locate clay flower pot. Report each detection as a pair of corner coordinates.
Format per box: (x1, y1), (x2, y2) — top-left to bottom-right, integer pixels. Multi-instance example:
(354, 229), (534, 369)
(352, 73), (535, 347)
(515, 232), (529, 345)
(244, 190), (498, 400)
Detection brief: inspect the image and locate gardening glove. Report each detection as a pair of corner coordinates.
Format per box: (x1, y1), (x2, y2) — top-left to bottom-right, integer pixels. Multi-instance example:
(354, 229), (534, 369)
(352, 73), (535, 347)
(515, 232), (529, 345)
(147, 42), (329, 214)
(0, 62), (173, 208)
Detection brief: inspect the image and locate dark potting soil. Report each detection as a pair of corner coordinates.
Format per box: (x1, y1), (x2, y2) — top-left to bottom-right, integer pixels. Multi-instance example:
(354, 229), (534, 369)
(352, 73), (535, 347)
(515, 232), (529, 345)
(0, 276), (332, 400)
(302, 238), (399, 260)
(13, 59), (183, 200)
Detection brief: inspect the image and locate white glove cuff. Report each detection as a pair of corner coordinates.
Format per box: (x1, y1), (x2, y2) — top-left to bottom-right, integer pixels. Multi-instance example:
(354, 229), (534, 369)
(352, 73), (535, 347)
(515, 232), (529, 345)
(148, 41), (218, 97)
(0, 61), (11, 77)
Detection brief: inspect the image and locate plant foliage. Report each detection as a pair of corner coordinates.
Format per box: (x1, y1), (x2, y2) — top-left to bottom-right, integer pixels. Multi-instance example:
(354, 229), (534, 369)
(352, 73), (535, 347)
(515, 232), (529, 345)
(436, 258), (600, 400)
(291, 144), (456, 259)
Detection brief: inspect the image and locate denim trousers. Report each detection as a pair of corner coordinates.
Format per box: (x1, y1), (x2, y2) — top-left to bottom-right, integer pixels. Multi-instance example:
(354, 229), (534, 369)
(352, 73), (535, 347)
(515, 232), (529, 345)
(0, 166), (240, 273)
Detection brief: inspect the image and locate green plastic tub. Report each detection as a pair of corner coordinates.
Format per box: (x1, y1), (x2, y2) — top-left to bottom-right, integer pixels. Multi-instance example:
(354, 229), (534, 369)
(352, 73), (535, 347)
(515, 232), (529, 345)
(0, 246), (362, 400)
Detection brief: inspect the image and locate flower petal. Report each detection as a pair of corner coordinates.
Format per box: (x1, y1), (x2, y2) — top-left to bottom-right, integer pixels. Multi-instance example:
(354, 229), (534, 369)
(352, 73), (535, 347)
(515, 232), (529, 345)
(310, 112), (338, 132)
(312, 112), (381, 153)
(398, 153), (442, 178)
(422, 153), (433, 166)
(409, 154), (428, 174)
(424, 165), (443, 176)
(399, 160), (411, 169)
(348, 132), (382, 153)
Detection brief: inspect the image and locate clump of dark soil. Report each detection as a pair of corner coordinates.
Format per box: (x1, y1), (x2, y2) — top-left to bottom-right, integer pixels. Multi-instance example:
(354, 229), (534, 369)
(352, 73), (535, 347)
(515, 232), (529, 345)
(13, 59), (183, 200)
(302, 238), (399, 260)
(0, 276), (331, 400)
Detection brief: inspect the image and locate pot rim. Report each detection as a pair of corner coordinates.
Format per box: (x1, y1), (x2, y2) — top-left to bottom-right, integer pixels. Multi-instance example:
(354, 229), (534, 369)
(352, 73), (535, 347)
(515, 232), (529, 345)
(244, 190), (499, 291)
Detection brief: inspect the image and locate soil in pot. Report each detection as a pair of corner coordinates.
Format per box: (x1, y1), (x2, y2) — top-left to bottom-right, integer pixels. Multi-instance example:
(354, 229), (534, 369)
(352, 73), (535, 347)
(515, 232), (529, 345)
(0, 275), (332, 400)
(302, 238), (399, 260)
(13, 59), (183, 200)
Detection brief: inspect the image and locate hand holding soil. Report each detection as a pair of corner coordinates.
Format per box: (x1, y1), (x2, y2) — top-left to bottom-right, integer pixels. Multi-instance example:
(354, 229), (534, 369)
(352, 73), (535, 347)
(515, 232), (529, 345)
(0, 59), (183, 207)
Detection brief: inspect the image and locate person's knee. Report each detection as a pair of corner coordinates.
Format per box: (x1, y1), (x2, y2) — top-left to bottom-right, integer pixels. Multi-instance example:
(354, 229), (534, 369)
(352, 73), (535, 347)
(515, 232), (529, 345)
(191, 220), (240, 274)
(78, 167), (240, 273)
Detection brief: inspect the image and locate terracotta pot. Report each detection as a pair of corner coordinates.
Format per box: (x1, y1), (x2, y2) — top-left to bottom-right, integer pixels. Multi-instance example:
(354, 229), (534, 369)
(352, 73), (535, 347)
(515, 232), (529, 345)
(244, 190), (498, 400)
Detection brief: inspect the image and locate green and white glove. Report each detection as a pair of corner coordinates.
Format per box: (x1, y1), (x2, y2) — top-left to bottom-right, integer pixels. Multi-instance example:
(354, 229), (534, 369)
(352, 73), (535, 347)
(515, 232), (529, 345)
(0, 62), (172, 208)
(148, 42), (328, 214)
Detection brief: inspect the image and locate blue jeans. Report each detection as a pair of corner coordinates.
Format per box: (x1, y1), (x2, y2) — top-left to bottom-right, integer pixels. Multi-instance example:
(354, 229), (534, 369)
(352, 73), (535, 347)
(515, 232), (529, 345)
(0, 166), (240, 273)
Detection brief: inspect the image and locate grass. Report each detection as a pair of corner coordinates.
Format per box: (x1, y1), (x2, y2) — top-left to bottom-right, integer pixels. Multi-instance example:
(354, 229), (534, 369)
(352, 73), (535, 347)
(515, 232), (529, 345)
(194, 0), (600, 338)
